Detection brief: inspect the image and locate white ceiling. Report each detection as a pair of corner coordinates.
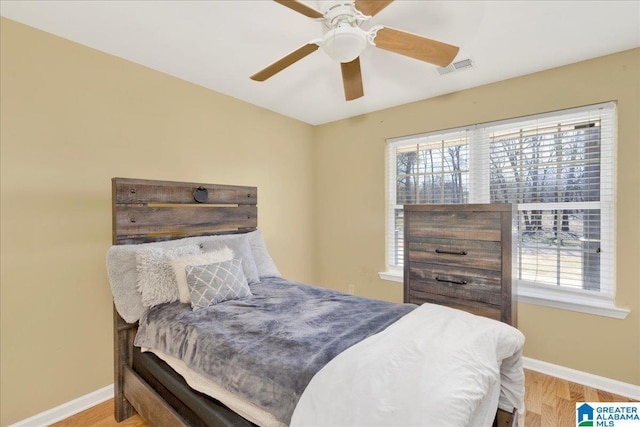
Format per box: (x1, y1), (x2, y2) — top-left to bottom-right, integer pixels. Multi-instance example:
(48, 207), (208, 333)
(2, 1), (639, 125)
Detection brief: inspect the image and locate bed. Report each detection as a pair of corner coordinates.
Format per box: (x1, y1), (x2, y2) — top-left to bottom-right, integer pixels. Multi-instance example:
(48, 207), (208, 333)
(107, 177), (525, 427)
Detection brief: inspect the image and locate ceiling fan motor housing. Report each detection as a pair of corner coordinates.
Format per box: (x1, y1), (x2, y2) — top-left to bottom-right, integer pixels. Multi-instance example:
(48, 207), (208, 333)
(322, 24), (369, 62)
(319, 1), (370, 63)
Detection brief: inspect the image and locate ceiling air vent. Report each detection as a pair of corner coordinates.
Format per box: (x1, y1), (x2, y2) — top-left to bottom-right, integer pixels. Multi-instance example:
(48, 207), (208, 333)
(436, 58), (474, 76)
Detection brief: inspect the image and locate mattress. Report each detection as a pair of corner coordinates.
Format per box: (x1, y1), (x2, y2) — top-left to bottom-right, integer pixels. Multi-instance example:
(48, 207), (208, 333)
(142, 347), (282, 427)
(132, 346), (255, 427)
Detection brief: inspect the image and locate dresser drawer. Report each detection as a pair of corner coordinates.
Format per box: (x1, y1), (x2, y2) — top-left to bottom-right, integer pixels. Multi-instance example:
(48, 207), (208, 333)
(407, 262), (502, 305)
(405, 210), (502, 241)
(408, 238), (502, 270)
(408, 291), (502, 321)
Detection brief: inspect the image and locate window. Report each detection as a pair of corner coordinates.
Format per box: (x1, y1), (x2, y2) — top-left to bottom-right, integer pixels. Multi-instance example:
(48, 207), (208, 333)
(384, 102), (628, 318)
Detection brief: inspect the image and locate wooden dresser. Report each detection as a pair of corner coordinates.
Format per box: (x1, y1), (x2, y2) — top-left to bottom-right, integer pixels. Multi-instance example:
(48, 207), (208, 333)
(403, 203), (516, 326)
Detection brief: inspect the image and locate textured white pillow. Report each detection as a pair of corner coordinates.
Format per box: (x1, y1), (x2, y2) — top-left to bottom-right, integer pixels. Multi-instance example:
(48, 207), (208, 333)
(171, 247), (234, 303)
(135, 244), (201, 308)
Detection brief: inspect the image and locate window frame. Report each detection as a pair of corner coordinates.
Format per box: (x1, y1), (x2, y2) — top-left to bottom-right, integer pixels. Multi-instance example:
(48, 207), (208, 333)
(381, 102), (629, 319)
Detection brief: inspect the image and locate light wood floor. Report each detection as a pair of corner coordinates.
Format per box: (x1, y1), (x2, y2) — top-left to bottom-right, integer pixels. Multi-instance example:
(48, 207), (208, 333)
(52, 369), (636, 427)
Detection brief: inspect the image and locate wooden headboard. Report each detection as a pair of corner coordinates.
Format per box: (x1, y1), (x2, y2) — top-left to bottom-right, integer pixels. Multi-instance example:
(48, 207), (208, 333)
(112, 177), (258, 245)
(111, 177), (258, 424)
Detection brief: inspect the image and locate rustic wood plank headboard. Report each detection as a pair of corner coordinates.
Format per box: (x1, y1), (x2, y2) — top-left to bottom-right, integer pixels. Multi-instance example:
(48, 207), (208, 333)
(112, 177), (257, 245)
(111, 177), (258, 424)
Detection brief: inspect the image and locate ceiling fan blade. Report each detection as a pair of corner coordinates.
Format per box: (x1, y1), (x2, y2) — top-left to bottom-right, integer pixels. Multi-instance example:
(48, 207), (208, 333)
(354, 0), (394, 17)
(251, 43), (320, 81)
(341, 57), (364, 101)
(372, 26), (459, 67)
(274, 0), (323, 18)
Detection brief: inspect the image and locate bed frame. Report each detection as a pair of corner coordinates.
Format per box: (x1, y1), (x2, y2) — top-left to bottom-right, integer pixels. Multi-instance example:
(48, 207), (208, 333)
(112, 177), (259, 426)
(111, 177), (517, 427)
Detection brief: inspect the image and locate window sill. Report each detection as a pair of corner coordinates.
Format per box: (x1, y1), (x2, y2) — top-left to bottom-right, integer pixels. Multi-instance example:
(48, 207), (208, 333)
(378, 270), (403, 283)
(379, 271), (630, 319)
(517, 281), (630, 319)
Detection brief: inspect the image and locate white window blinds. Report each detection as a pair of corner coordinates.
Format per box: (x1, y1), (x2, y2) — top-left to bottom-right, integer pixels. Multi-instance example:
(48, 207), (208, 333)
(386, 102), (616, 300)
(388, 129), (470, 270)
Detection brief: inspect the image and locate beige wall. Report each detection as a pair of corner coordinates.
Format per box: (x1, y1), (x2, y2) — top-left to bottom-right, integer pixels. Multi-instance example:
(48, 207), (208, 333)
(2, 16), (639, 427)
(313, 48), (640, 386)
(0, 18), (315, 425)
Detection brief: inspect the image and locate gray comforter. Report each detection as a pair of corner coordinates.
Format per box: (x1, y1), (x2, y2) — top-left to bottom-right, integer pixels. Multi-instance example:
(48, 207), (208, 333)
(134, 278), (415, 424)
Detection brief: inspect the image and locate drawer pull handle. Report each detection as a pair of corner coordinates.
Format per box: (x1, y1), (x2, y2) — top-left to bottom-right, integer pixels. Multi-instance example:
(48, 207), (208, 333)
(435, 249), (468, 256)
(435, 277), (468, 285)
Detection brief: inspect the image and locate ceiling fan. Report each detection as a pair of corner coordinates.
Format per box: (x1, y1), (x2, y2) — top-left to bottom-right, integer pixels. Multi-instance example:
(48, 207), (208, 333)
(250, 0), (460, 101)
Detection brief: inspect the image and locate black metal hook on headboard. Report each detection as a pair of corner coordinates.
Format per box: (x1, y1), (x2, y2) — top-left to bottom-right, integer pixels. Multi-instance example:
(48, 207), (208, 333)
(193, 186), (208, 203)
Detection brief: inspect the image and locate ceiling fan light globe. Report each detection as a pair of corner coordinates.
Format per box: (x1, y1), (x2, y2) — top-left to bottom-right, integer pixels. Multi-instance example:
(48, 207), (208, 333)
(322, 25), (368, 63)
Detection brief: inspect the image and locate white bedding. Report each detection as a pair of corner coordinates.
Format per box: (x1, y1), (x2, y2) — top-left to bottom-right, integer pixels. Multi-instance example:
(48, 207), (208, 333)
(290, 303), (525, 427)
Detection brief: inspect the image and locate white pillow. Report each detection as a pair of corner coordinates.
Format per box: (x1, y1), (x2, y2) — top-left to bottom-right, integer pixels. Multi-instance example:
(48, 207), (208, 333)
(171, 247), (234, 303)
(195, 231), (281, 280)
(246, 230), (281, 279)
(201, 234), (260, 285)
(135, 244), (201, 308)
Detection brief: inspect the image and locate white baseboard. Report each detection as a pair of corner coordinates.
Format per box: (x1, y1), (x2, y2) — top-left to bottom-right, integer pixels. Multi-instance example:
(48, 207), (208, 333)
(8, 358), (640, 426)
(523, 357), (640, 400)
(8, 384), (114, 427)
